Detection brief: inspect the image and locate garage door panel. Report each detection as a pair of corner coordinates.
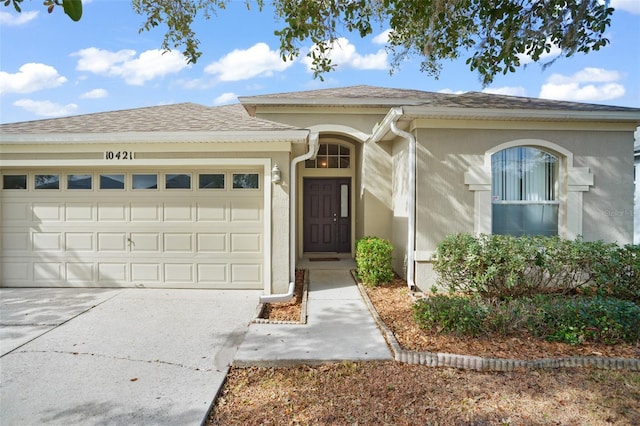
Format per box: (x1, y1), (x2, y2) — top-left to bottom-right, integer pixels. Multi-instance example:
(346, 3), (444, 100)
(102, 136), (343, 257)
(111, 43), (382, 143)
(197, 234), (227, 252)
(98, 263), (128, 282)
(98, 233), (127, 251)
(66, 203), (94, 221)
(34, 262), (63, 281)
(231, 264), (262, 286)
(4, 262), (29, 281)
(131, 204), (160, 221)
(230, 199), (262, 222)
(33, 203), (62, 222)
(33, 233), (62, 251)
(3, 202), (29, 222)
(3, 232), (29, 251)
(98, 203), (128, 221)
(197, 264), (227, 283)
(164, 204), (193, 221)
(196, 201), (227, 221)
(66, 263), (94, 282)
(164, 264), (194, 282)
(131, 263), (161, 282)
(164, 233), (193, 252)
(130, 233), (160, 252)
(230, 233), (262, 253)
(65, 233), (94, 251)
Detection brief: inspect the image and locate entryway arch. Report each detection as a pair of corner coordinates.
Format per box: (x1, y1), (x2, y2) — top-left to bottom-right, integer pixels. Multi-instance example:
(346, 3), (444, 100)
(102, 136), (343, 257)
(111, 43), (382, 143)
(298, 135), (359, 256)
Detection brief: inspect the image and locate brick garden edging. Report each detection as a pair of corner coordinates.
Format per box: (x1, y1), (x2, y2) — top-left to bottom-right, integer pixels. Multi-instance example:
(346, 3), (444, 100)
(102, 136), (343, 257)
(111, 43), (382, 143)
(253, 270), (309, 325)
(352, 271), (640, 372)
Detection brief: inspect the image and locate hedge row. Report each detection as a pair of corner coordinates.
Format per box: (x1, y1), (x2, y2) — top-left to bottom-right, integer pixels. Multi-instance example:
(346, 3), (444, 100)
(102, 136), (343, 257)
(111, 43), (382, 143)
(433, 234), (640, 302)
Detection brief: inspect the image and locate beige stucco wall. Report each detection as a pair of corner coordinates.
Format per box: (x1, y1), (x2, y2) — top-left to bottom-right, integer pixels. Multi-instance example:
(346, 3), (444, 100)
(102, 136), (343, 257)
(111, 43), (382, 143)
(409, 125), (636, 290)
(253, 109), (385, 136)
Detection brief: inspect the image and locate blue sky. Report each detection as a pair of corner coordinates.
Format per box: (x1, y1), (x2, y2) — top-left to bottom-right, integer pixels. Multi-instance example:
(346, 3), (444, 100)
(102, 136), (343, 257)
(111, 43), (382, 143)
(1, 0), (639, 124)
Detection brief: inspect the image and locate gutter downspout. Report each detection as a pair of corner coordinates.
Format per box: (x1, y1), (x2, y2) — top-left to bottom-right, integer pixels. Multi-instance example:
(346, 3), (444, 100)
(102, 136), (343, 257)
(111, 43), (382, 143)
(259, 132), (319, 303)
(389, 115), (416, 291)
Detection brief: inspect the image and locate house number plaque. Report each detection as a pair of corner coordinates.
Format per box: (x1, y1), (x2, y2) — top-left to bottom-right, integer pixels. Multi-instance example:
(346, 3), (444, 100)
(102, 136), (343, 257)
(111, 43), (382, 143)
(105, 150), (135, 160)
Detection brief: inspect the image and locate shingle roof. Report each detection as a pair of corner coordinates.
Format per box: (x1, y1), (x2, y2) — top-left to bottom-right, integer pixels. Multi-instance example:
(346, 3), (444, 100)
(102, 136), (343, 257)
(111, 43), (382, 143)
(2, 86), (638, 136)
(0, 103), (296, 134)
(240, 85), (640, 113)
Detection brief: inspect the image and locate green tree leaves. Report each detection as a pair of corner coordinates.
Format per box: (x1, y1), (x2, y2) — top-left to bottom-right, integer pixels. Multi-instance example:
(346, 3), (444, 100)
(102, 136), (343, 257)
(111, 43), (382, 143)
(4, 0), (615, 86)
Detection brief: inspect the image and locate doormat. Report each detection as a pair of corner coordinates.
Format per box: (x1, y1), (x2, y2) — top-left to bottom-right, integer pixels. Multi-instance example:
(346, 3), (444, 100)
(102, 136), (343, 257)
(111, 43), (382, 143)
(308, 257), (341, 262)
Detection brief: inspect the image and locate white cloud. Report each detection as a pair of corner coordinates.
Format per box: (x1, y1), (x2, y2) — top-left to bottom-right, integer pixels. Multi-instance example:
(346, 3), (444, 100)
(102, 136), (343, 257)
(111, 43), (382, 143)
(205, 43), (293, 81)
(0, 63), (67, 94)
(303, 38), (388, 71)
(539, 67), (626, 102)
(213, 92), (237, 105)
(73, 48), (189, 85)
(373, 29), (391, 45)
(0, 10), (38, 26)
(517, 43), (562, 65)
(438, 89), (466, 94)
(13, 99), (78, 117)
(482, 86), (527, 97)
(611, 0), (640, 14)
(547, 67), (622, 84)
(80, 88), (108, 99)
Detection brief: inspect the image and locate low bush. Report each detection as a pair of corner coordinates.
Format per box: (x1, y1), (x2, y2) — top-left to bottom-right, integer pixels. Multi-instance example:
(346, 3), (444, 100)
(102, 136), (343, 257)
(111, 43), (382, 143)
(413, 294), (640, 345)
(433, 234), (638, 301)
(355, 236), (394, 286)
(593, 244), (640, 303)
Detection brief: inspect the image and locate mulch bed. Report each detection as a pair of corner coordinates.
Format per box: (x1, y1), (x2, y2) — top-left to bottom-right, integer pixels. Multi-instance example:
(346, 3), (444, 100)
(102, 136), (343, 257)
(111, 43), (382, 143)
(264, 271), (640, 360)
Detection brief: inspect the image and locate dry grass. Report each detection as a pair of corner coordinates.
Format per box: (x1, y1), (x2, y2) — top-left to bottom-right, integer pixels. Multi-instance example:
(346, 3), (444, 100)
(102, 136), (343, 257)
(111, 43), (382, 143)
(208, 273), (640, 425)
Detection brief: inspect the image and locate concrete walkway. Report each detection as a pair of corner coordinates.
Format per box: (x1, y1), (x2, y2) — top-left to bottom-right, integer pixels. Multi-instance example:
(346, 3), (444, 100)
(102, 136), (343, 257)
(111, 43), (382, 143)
(235, 258), (392, 366)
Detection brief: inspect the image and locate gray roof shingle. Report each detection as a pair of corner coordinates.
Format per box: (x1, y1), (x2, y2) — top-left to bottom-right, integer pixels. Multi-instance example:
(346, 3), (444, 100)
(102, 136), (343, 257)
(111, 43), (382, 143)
(240, 85), (640, 112)
(0, 103), (296, 134)
(2, 86), (638, 136)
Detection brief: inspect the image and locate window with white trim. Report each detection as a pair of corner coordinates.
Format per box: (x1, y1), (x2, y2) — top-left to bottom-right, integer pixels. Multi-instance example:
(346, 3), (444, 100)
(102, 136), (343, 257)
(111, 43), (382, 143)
(491, 146), (559, 236)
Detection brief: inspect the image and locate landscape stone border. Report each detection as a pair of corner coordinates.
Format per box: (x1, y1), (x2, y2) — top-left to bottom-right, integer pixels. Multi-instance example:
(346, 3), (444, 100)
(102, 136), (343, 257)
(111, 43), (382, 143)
(351, 270), (640, 372)
(252, 270), (309, 325)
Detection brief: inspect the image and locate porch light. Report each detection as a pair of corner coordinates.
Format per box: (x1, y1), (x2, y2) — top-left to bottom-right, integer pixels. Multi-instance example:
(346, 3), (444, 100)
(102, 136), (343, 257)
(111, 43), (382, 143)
(271, 164), (282, 184)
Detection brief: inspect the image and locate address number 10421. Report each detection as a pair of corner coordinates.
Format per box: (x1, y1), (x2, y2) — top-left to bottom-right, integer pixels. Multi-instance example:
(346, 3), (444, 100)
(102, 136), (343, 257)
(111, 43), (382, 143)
(105, 151), (135, 160)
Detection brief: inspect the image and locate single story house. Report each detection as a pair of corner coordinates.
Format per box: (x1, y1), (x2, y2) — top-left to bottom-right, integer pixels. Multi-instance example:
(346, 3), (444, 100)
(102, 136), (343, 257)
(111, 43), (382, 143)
(1, 86), (639, 297)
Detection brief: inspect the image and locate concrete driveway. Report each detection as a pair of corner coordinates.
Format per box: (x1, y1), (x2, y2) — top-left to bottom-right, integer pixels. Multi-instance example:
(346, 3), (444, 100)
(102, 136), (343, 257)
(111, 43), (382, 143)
(0, 288), (260, 425)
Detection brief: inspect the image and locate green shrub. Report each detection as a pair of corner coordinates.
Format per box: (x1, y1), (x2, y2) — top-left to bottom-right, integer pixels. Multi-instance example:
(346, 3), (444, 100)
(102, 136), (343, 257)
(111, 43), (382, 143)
(433, 233), (624, 300)
(526, 295), (640, 345)
(593, 244), (640, 303)
(355, 236), (394, 286)
(413, 293), (640, 345)
(413, 294), (488, 337)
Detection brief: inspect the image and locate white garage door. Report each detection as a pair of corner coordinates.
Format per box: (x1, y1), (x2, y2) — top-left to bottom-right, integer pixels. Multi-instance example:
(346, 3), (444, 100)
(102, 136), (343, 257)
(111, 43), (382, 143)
(0, 169), (265, 289)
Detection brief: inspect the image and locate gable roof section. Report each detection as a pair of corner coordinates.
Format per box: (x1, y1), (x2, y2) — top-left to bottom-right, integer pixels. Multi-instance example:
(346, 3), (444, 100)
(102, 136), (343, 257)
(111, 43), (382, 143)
(240, 84), (640, 114)
(0, 103), (294, 134)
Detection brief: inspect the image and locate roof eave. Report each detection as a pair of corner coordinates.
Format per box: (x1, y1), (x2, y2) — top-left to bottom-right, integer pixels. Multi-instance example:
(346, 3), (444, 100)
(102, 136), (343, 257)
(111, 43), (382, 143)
(399, 105), (640, 122)
(0, 130), (310, 144)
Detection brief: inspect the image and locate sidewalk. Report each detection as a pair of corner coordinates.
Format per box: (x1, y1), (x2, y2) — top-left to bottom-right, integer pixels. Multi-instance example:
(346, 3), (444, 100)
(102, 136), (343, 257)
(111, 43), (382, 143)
(234, 258), (393, 367)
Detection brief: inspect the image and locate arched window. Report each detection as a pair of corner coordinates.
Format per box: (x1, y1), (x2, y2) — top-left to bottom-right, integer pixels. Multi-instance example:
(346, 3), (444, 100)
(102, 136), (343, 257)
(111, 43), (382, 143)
(491, 146), (559, 236)
(305, 143), (351, 168)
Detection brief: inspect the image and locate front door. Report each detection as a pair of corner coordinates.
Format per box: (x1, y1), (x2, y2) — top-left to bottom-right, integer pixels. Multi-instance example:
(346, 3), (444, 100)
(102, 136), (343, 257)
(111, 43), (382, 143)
(303, 178), (351, 252)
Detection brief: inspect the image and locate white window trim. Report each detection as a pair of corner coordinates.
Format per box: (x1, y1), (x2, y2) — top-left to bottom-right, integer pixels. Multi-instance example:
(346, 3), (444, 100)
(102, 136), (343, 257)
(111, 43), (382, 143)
(464, 139), (593, 238)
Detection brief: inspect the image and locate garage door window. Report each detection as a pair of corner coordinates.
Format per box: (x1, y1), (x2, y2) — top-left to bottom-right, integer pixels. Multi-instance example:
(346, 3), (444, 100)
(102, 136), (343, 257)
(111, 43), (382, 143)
(100, 174), (125, 189)
(35, 174), (60, 190)
(233, 173), (259, 189)
(199, 173), (225, 189)
(166, 173), (191, 189)
(3, 174), (27, 190)
(133, 174), (157, 189)
(68, 174), (92, 190)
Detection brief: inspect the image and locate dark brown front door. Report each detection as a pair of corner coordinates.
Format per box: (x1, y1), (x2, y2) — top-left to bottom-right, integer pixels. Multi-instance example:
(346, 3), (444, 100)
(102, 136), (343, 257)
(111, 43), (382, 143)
(303, 178), (351, 253)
